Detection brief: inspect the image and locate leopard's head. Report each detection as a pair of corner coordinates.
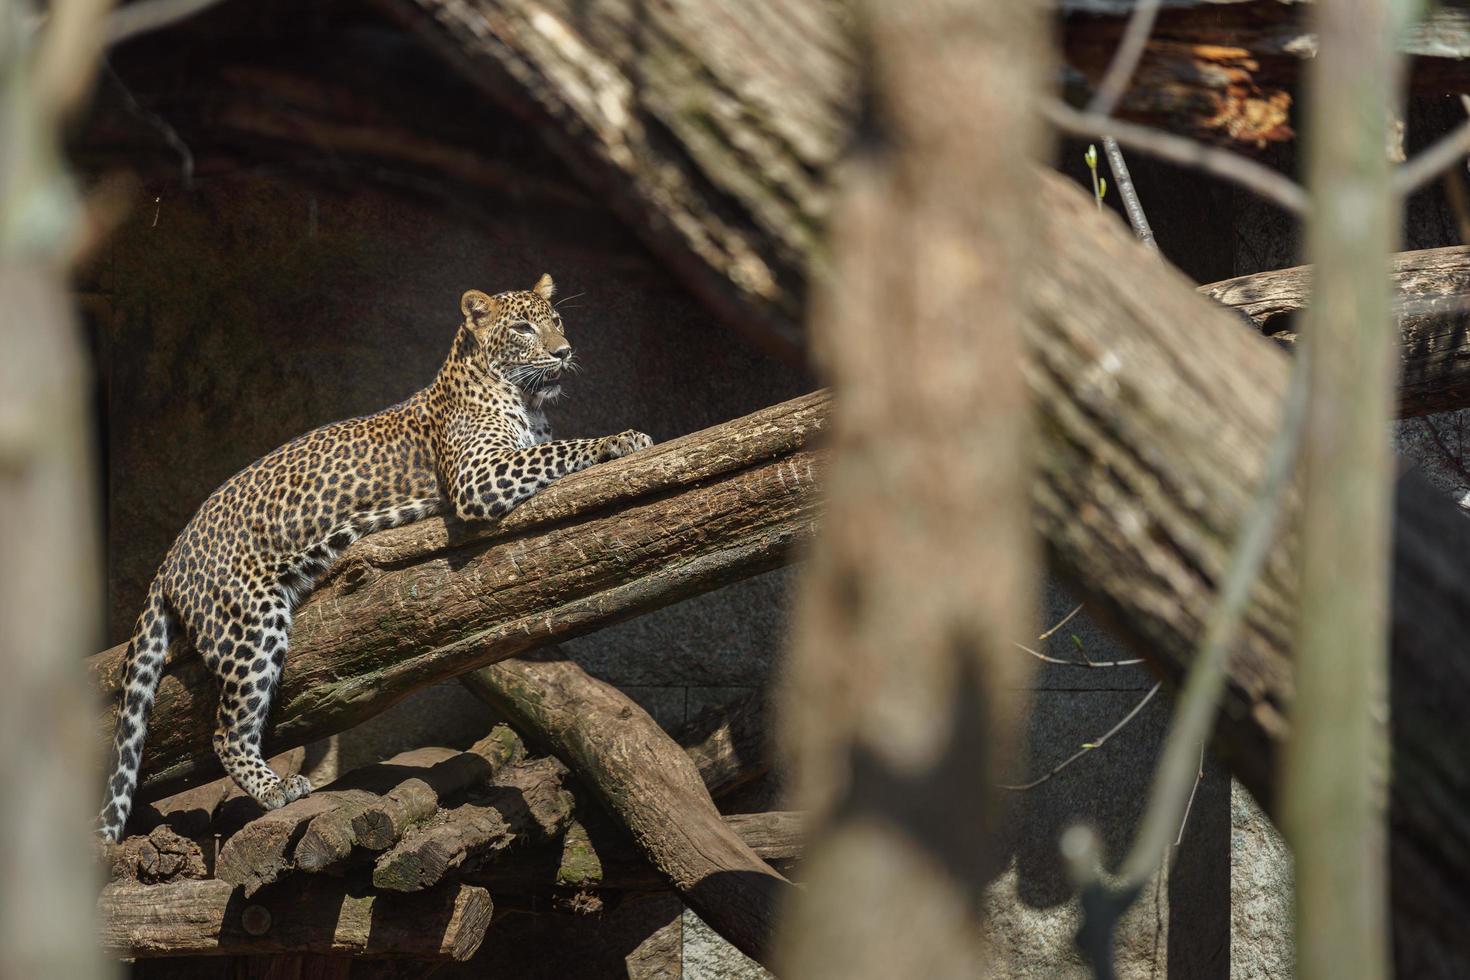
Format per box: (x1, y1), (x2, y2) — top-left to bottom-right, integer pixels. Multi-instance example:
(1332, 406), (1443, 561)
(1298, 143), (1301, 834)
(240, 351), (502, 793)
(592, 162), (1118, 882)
(460, 274), (573, 396)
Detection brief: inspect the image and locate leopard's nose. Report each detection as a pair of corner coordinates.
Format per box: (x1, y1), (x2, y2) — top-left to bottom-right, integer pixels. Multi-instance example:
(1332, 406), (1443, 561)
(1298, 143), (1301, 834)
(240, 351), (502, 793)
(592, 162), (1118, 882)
(553, 345), (573, 361)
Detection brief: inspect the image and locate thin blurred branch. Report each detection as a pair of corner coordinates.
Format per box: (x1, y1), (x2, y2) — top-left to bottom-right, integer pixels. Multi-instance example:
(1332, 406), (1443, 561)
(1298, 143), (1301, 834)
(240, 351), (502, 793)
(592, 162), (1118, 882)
(1393, 94), (1470, 197)
(999, 682), (1161, 792)
(1283, 0), (1398, 975)
(1085, 0), (1162, 118)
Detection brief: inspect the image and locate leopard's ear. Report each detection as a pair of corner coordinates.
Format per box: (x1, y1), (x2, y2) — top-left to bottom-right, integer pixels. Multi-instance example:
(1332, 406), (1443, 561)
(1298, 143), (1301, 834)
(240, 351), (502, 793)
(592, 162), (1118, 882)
(532, 273), (556, 302)
(461, 289), (498, 325)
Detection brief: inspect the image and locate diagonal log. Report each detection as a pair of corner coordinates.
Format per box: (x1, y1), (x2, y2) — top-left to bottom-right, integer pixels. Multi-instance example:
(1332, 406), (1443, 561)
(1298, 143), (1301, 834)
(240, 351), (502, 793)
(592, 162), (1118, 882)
(89, 393), (827, 802)
(1037, 170), (1470, 976)
(462, 652), (796, 967)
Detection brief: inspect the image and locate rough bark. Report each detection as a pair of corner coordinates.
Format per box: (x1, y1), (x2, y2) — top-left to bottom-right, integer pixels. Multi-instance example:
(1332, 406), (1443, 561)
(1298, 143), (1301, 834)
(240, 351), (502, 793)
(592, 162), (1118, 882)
(89, 391), (826, 802)
(1201, 245), (1470, 417)
(371, 756), (574, 892)
(462, 652), (795, 967)
(107, 824), (207, 884)
(97, 877), (493, 960)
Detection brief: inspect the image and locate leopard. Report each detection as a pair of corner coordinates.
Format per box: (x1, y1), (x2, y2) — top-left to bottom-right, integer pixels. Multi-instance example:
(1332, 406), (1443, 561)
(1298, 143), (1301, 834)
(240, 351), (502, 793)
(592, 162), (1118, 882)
(97, 273), (652, 842)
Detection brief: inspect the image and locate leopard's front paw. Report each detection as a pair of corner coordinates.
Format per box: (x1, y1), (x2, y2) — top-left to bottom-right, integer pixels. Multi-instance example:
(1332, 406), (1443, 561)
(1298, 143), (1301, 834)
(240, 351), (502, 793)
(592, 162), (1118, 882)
(598, 429), (654, 461)
(283, 774), (313, 804)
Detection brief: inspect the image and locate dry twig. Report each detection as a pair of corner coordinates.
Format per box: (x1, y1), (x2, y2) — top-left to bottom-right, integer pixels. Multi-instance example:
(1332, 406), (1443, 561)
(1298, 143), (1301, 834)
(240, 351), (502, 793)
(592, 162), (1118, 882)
(998, 683), (1162, 792)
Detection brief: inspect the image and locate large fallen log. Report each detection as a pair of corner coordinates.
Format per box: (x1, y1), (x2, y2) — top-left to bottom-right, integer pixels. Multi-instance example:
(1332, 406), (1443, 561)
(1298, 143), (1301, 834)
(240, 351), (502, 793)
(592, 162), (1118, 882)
(89, 392), (826, 801)
(463, 652), (796, 967)
(386, 1), (1470, 971)
(1041, 172), (1470, 976)
(98, 878), (493, 960)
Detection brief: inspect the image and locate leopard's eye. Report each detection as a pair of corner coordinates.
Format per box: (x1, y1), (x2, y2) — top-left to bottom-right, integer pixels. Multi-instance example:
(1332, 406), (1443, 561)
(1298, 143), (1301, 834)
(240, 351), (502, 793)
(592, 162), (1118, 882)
(511, 321), (535, 336)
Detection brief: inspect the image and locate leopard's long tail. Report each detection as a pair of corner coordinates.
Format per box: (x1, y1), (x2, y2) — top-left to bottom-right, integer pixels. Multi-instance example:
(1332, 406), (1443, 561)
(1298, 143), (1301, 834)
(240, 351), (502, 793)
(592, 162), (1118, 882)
(98, 577), (176, 842)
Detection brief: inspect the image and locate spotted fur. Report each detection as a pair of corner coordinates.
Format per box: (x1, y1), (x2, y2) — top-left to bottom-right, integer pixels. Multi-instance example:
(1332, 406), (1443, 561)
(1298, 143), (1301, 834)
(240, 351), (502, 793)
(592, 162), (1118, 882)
(98, 274), (652, 841)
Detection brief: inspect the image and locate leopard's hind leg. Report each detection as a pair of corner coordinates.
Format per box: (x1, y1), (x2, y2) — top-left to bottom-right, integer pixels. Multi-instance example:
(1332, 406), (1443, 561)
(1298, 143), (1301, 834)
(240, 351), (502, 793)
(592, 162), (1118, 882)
(200, 585), (310, 809)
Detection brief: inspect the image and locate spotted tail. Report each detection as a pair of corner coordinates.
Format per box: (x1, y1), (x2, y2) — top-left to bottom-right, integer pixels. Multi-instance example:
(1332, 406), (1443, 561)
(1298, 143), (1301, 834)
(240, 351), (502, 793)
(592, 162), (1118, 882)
(98, 578), (176, 842)
(278, 497), (446, 598)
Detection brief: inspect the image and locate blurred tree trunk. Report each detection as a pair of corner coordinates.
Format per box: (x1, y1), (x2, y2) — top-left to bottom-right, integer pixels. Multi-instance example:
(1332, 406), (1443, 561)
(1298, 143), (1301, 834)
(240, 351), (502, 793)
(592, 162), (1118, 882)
(0, 0), (111, 977)
(1282, 0), (1400, 976)
(775, 2), (1046, 976)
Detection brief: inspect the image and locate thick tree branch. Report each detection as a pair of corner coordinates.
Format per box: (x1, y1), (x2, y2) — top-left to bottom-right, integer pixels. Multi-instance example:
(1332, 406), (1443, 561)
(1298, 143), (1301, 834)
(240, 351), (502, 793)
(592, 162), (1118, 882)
(462, 652), (795, 968)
